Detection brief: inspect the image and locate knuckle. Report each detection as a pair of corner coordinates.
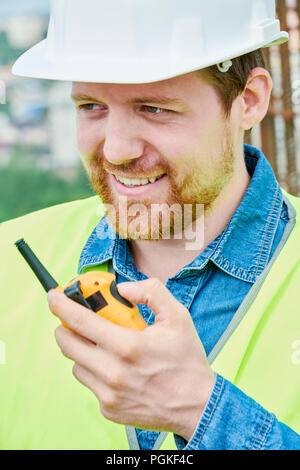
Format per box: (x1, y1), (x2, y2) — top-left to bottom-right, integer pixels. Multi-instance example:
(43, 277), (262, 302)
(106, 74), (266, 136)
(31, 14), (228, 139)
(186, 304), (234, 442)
(55, 325), (65, 345)
(144, 278), (162, 307)
(148, 277), (162, 291)
(61, 342), (72, 359)
(72, 364), (88, 386)
(55, 327), (71, 357)
(72, 363), (81, 379)
(54, 325), (63, 342)
(100, 391), (121, 411)
(100, 403), (113, 420)
(119, 340), (139, 363)
(70, 311), (83, 331)
(106, 368), (124, 390)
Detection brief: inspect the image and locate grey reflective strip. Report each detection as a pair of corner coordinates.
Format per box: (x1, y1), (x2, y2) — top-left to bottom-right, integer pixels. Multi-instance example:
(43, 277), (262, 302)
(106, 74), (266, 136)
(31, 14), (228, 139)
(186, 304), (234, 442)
(152, 431), (169, 450)
(208, 194), (296, 365)
(125, 426), (141, 450)
(125, 428), (168, 450)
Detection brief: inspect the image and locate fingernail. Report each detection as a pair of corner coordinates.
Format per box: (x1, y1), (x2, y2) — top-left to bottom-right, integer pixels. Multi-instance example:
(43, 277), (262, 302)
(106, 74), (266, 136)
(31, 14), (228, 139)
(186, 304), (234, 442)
(47, 289), (56, 301)
(117, 282), (134, 290)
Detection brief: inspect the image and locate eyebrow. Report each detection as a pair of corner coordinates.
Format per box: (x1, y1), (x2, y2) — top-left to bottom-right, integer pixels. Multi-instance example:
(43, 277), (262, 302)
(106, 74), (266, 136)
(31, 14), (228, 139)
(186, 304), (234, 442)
(71, 94), (189, 109)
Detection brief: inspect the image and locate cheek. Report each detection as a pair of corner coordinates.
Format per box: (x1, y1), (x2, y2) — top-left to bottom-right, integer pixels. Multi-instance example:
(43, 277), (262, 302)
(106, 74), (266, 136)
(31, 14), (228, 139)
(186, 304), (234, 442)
(166, 115), (219, 160)
(152, 126), (199, 165)
(76, 117), (103, 156)
(163, 131), (206, 173)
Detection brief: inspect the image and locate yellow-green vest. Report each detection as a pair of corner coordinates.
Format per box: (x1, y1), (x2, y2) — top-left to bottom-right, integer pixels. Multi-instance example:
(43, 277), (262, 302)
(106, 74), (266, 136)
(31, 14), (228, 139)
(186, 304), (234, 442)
(0, 191), (299, 450)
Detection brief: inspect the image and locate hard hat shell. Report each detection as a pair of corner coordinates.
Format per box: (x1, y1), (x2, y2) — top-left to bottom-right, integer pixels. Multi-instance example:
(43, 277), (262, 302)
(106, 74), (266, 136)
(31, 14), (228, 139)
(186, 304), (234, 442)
(12, 0), (289, 84)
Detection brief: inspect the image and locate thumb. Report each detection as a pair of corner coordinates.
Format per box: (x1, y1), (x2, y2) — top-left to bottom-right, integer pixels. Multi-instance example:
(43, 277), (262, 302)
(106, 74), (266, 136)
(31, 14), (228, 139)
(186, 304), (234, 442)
(117, 278), (187, 322)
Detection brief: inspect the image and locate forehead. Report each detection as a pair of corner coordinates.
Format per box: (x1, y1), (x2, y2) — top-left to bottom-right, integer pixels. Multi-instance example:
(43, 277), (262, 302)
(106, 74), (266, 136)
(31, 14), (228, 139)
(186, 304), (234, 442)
(71, 71), (208, 102)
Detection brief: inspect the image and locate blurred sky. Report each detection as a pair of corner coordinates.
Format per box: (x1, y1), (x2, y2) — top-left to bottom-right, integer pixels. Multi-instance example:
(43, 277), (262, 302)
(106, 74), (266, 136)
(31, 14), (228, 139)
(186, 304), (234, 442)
(0, 0), (49, 17)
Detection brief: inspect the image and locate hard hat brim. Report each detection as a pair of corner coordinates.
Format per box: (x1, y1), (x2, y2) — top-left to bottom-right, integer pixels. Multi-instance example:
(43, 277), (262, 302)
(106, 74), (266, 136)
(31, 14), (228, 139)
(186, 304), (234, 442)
(12, 32), (289, 84)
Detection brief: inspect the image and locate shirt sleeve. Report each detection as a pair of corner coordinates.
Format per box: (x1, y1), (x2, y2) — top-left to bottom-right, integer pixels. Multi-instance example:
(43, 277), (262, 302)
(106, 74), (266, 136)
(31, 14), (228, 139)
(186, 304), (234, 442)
(174, 374), (300, 450)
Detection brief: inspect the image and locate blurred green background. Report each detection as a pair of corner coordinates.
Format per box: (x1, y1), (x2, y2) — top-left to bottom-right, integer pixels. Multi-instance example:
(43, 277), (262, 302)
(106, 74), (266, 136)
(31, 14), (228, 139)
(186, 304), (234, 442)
(0, 152), (94, 222)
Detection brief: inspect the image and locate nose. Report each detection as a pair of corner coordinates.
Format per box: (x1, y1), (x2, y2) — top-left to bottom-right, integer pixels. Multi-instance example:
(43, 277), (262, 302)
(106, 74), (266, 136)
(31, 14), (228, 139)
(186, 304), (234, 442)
(103, 110), (144, 165)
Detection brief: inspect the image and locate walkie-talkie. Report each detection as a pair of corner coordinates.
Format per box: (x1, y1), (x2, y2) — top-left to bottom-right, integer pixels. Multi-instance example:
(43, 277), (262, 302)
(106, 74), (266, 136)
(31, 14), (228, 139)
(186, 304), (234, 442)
(15, 239), (147, 331)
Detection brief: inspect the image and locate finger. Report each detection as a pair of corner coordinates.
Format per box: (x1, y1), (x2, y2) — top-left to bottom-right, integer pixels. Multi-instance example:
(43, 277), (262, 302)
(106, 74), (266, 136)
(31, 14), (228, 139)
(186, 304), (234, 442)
(72, 363), (124, 418)
(55, 325), (129, 389)
(55, 324), (98, 369)
(117, 278), (187, 321)
(48, 289), (139, 354)
(72, 362), (99, 394)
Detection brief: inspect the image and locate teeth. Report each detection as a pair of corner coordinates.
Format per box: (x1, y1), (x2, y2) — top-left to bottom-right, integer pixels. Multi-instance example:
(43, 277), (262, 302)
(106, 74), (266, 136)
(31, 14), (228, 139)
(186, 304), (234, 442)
(114, 175), (163, 186)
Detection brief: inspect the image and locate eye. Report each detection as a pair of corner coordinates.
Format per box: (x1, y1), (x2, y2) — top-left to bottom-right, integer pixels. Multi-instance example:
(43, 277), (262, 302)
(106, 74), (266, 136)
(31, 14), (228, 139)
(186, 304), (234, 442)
(141, 105), (172, 115)
(78, 103), (105, 111)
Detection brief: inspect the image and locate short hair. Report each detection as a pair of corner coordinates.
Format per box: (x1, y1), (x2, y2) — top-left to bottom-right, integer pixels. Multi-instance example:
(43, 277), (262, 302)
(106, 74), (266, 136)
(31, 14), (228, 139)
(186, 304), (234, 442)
(199, 49), (266, 118)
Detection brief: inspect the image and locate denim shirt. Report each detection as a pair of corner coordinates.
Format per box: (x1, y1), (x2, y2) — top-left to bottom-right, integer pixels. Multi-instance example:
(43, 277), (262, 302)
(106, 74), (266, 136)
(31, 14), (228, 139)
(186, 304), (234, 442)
(78, 145), (300, 450)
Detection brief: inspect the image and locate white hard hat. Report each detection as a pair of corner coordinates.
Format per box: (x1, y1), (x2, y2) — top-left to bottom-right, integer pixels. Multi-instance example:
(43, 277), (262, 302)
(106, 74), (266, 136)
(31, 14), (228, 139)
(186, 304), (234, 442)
(12, 0), (288, 84)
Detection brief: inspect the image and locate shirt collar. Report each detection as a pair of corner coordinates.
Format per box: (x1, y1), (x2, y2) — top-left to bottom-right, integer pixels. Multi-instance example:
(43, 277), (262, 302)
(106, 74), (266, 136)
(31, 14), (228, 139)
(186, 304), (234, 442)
(209, 144), (283, 282)
(78, 144), (284, 284)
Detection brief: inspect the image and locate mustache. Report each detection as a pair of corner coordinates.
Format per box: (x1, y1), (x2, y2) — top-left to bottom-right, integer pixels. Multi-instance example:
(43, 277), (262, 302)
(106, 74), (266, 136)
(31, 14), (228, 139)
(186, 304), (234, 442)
(90, 153), (172, 178)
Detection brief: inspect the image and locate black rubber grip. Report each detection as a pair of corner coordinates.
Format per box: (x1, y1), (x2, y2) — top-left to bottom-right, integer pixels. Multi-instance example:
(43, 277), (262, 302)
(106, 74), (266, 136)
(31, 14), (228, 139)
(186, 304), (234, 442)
(110, 281), (134, 308)
(64, 281), (92, 310)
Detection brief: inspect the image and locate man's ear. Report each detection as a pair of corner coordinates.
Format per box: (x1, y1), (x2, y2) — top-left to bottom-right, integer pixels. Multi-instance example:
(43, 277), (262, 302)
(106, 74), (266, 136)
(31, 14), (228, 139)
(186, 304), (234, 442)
(240, 67), (273, 131)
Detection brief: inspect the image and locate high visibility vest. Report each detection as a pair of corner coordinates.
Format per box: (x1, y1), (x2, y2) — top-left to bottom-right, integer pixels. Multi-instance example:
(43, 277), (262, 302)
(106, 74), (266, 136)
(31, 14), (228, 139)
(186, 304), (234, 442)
(0, 191), (299, 450)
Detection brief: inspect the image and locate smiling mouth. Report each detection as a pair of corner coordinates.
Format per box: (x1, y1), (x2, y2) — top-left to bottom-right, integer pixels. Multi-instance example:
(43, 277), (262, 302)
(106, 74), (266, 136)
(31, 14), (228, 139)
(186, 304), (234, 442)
(111, 173), (166, 187)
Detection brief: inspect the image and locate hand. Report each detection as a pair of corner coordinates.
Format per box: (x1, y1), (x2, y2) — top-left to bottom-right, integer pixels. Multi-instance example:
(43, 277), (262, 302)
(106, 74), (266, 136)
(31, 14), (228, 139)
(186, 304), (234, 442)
(48, 278), (216, 441)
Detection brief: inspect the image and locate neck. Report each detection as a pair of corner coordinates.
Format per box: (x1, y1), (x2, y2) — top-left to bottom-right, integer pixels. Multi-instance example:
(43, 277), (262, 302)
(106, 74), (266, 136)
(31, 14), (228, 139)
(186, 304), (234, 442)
(129, 152), (251, 283)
